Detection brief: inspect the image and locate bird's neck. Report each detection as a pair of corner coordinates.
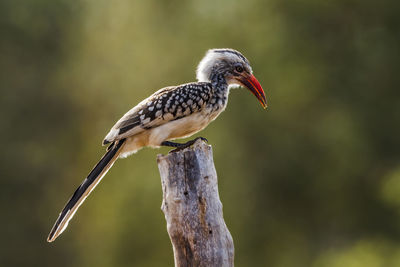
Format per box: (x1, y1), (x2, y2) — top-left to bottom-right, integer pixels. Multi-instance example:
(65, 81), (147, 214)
(210, 72), (228, 93)
(208, 72), (229, 110)
(210, 72), (226, 88)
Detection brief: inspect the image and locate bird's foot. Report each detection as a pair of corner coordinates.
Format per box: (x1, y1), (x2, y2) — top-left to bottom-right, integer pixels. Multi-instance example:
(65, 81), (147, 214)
(161, 137), (208, 153)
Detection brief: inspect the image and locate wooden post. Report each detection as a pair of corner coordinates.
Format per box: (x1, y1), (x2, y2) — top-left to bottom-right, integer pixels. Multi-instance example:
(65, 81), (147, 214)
(157, 140), (234, 267)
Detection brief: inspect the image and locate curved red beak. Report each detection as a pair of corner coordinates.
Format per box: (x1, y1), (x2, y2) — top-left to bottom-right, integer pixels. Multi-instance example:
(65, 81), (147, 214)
(238, 74), (267, 109)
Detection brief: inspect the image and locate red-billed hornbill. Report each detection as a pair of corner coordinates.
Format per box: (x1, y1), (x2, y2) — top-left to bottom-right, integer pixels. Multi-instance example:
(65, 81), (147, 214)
(47, 48), (267, 242)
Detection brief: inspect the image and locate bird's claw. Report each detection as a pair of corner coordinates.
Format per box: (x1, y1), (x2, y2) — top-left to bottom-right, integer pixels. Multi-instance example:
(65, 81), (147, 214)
(170, 137), (208, 153)
(196, 137), (208, 143)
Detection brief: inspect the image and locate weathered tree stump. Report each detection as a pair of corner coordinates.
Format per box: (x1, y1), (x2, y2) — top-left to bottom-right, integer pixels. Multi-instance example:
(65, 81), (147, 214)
(157, 140), (234, 267)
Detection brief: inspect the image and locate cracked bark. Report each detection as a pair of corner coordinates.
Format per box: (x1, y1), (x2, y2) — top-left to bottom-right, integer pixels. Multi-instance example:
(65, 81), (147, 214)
(157, 140), (234, 267)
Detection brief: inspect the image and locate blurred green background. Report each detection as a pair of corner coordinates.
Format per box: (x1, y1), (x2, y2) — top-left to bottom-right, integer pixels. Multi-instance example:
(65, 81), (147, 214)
(1, 0), (399, 266)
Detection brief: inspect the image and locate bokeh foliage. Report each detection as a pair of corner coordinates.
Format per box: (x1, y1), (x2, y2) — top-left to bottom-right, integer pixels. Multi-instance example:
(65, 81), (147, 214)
(0, 0), (399, 266)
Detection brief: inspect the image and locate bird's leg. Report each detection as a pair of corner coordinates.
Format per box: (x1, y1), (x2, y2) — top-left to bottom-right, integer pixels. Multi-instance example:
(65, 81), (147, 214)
(161, 137), (208, 152)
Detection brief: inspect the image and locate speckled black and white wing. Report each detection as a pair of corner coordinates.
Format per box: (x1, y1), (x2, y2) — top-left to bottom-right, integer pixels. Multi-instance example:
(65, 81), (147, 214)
(103, 82), (213, 145)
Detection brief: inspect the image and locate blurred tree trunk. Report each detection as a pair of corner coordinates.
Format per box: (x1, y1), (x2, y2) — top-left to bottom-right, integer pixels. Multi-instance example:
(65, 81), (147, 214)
(157, 140), (234, 267)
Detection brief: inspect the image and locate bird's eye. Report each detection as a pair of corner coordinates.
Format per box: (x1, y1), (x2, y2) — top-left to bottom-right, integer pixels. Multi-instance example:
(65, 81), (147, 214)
(235, 66), (243, 73)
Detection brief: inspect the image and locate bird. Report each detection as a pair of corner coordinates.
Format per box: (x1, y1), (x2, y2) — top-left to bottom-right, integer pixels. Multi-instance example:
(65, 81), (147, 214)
(47, 48), (267, 242)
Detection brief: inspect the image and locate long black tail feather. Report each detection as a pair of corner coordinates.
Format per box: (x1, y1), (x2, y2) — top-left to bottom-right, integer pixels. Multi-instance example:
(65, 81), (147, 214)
(47, 139), (126, 242)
